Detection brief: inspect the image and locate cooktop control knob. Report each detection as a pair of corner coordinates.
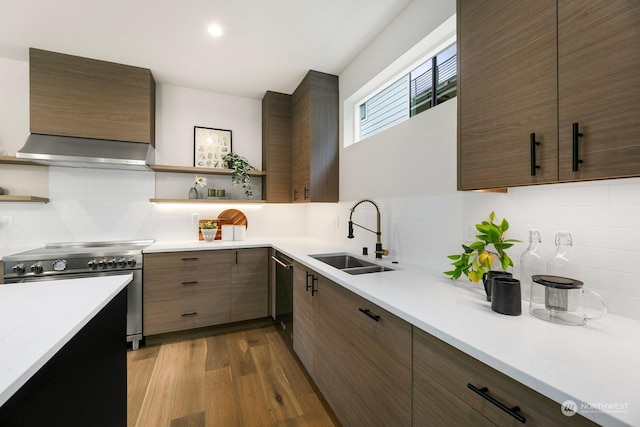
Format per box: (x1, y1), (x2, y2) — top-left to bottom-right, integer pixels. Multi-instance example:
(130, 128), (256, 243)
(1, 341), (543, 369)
(98, 259), (106, 268)
(127, 257), (137, 267)
(30, 263), (44, 274)
(117, 258), (126, 267)
(107, 258), (117, 267)
(88, 259), (97, 269)
(12, 264), (26, 275)
(53, 259), (67, 272)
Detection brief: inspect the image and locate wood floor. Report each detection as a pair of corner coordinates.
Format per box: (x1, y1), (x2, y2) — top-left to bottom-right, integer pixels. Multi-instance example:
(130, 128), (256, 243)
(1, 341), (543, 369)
(127, 325), (339, 427)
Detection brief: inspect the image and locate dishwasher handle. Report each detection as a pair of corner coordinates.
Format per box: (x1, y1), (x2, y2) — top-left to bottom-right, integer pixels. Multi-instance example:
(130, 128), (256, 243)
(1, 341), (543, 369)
(271, 255), (293, 269)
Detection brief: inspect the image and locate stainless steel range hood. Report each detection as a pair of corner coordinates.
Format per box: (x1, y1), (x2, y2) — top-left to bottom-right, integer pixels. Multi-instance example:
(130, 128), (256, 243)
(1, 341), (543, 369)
(17, 134), (154, 170)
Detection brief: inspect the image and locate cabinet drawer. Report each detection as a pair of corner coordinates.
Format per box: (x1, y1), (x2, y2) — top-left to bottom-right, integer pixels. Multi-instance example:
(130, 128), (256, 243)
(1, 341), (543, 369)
(144, 268), (230, 303)
(144, 250), (230, 269)
(413, 368), (495, 427)
(413, 328), (597, 426)
(144, 294), (230, 335)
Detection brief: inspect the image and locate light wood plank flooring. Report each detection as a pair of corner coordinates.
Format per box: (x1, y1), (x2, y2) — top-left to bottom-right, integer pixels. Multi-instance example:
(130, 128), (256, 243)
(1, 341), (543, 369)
(127, 325), (339, 427)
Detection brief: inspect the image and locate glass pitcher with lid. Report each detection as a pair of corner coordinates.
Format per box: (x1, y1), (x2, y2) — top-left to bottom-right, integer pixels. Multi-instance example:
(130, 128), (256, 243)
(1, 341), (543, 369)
(529, 275), (607, 326)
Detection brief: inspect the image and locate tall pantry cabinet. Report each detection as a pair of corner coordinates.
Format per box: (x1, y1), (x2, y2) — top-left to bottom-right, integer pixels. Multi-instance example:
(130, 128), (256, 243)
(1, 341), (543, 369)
(262, 91), (292, 203)
(458, 0), (640, 190)
(291, 71), (339, 203)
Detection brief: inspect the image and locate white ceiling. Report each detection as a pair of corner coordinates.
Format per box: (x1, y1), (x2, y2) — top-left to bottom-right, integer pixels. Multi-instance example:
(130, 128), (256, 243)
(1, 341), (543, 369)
(0, 0), (413, 99)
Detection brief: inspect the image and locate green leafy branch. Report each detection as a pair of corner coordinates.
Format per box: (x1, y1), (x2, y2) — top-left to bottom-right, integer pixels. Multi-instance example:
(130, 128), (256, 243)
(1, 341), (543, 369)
(223, 153), (256, 199)
(444, 212), (519, 282)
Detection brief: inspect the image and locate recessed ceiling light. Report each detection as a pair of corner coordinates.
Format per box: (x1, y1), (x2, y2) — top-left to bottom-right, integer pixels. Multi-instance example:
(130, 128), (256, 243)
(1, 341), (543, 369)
(207, 24), (223, 37)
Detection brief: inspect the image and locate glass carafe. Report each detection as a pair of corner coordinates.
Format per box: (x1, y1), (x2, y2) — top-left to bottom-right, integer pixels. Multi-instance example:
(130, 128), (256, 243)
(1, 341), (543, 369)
(547, 231), (578, 279)
(518, 229), (546, 301)
(543, 232), (578, 314)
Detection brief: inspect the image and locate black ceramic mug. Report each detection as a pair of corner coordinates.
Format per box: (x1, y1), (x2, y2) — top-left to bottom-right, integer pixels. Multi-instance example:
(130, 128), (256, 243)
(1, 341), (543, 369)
(482, 271), (512, 301)
(491, 277), (522, 316)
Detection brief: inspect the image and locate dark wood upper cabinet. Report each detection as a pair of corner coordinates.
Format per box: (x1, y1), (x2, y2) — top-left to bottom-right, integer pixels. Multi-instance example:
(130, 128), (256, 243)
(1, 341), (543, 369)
(29, 48), (156, 146)
(458, 0), (640, 190)
(458, 0), (558, 190)
(291, 70), (339, 202)
(558, 1), (640, 181)
(262, 91), (292, 202)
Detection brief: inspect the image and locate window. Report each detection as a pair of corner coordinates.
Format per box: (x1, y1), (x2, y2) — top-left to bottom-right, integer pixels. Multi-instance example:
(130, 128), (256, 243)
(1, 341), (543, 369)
(355, 42), (457, 142)
(359, 74), (410, 140)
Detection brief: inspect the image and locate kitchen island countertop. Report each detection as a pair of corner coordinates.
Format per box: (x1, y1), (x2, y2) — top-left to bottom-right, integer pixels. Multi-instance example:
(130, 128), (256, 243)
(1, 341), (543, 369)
(0, 274), (132, 407)
(146, 237), (640, 426)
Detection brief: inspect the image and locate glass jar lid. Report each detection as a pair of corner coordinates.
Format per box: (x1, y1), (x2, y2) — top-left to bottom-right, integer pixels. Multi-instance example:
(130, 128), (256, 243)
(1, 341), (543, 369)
(532, 275), (583, 289)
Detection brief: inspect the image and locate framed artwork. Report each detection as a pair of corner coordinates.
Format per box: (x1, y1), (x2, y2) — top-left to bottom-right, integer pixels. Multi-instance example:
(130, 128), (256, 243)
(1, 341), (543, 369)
(193, 126), (232, 168)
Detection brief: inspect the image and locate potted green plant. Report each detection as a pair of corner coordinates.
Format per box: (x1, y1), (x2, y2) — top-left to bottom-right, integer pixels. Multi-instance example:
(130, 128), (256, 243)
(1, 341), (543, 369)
(200, 220), (218, 242)
(444, 212), (519, 282)
(222, 153), (256, 199)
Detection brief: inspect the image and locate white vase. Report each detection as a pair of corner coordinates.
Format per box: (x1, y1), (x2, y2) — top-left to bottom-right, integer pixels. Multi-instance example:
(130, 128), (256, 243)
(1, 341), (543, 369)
(201, 228), (217, 242)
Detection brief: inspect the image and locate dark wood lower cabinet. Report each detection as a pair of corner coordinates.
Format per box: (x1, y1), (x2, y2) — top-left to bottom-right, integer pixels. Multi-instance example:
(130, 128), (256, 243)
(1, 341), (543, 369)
(144, 248), (269, 336)
(0, 289), (127, 427)
(230, 248), (269, 322)
(292, 264), (411, 426)
(412, 327), (597, 426)
(315, 275), (412, 426)
(292, 267), (599, 426)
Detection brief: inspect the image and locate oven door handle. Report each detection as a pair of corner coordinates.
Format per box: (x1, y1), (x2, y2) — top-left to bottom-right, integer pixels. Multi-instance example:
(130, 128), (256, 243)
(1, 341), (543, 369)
(271, 255), (293, 270)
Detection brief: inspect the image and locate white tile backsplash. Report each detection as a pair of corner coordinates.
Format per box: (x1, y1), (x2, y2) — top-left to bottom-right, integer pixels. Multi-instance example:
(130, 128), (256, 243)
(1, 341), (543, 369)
(2, 166), (639, 321)
(463, 177), (640, 320)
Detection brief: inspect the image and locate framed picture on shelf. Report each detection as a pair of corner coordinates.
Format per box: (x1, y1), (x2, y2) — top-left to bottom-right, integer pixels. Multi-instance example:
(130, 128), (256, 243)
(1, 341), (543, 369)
(193, 126), (232, 168)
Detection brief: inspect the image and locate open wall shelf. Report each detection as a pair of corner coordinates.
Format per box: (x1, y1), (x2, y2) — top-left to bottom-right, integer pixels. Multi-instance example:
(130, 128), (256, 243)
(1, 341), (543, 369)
(149, 164), (265, 176)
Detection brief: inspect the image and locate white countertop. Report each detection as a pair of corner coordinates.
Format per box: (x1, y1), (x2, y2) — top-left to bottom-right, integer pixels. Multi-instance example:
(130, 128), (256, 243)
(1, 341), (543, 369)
(146, 238), (640, 426)
(0, 274), (132, 407)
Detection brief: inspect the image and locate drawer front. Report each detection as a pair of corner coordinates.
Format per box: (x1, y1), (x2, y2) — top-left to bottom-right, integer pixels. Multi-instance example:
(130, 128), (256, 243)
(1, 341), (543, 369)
(413, 328), (597, 427)
(144, 250), (230, 269)
(144, 294), (230, 335)
(413, 367), (495, 427)
(144, 268), (230, 303)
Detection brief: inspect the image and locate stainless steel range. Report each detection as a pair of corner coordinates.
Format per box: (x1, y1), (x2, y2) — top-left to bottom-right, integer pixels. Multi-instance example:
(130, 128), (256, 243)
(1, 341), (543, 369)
(3, 240), (153, 350)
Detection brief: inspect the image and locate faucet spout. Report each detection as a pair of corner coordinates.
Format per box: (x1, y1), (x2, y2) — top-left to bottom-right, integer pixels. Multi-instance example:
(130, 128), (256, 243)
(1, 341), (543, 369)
(348, 198), (389, 259)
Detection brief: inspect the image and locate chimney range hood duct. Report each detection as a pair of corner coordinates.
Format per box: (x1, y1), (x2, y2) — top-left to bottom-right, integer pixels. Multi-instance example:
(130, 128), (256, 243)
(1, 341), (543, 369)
(16, 134), (154, 171)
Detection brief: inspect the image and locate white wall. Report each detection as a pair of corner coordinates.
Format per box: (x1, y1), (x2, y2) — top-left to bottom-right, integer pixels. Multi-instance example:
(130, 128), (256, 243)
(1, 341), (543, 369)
(0, 57), (49, 204)
(306, 0), (640, 321)
(155, 84), (262, 169)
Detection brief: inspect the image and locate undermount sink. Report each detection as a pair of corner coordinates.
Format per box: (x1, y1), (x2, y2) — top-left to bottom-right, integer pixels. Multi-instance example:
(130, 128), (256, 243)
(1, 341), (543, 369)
(310, 253), (394, 275)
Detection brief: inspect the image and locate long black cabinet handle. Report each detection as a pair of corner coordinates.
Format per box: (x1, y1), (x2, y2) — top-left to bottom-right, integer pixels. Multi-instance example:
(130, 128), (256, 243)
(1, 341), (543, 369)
(359, 308), (381, 322)
(181, 281), (198, 285)
(467, 383), (526, 423)
(572, 122), (584, 171)
(311, 275), (318, 296)
(181, 257), (199, 261)
(305, 272), (312, 291)
(304, 186), (309, 200)
(181, 312), (198, 317)
(530, 133), (540, 176)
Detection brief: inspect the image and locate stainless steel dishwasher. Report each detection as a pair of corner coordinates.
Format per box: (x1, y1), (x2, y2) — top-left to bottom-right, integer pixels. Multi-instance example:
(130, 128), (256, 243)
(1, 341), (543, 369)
(271, 251), (293, 349)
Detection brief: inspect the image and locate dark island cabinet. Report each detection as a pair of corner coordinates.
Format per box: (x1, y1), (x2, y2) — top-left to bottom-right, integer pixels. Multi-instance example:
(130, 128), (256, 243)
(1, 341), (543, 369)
(0, 289), (127, 427)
